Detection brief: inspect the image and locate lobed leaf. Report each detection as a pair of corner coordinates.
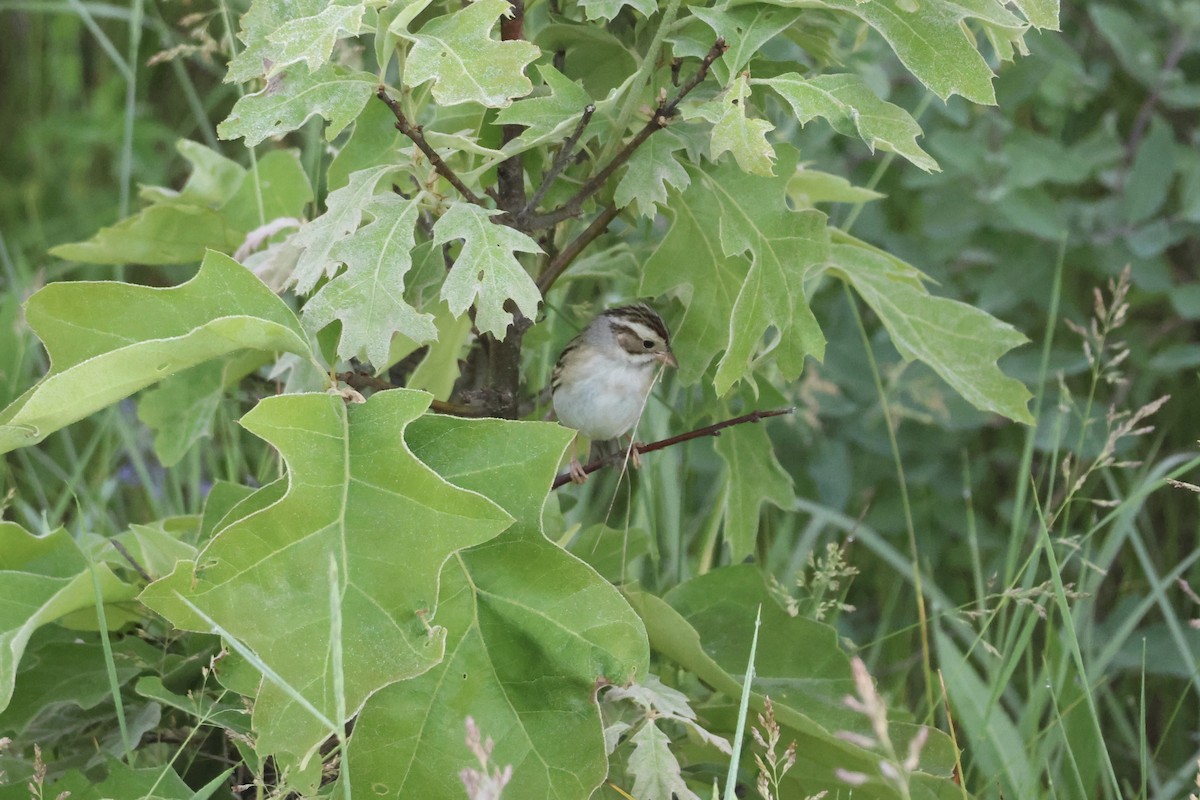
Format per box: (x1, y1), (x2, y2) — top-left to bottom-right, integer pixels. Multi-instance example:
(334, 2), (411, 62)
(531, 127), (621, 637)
(578, 0), (656, 22)
(349, 415), (648, 797)
(715, 422), (795, 562)
(290, 164), (403, 294)
(302, 193), (437, 366)
(763, 0), (1034, 105)
(226, 0), (332, 83)
(1010, 0), (1059, 29)
(493, 65), (593, 154)
(0, 252), (311, 454)
(831, 236), (1034, 424)
(433, 203), (543, 339)
(402, 0), (540, 108)
(218, 63), (377, 147)
(686, 4), (803, 83)
(140, 390), (514, 763)
(614, 131), (691, 219)
(758, 73), (938, 172)
(262, 4), (367, 77)
(642, 147), (829, 393)
(690, 73), (776, 177)
(627, 720), (702, 800)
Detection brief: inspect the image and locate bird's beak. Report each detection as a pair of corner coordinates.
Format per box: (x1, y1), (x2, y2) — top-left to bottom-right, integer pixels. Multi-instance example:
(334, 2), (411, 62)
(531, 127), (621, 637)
(659, 350), (678, 369)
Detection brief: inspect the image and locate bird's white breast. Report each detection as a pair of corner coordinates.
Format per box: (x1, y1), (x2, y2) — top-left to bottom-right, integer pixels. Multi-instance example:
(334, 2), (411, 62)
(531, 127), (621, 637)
(553, 350), (658, 440)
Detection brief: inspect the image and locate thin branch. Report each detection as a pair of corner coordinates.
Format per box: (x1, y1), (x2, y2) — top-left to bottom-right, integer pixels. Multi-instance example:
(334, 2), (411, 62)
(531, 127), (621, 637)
(376, 86), (487, 207)
(519, 38), (727, 231)
(110, 539), (153, 583)
(524, 104), (596, 215)
(551, 407), (794, 489)
(536, 203), (619, 294)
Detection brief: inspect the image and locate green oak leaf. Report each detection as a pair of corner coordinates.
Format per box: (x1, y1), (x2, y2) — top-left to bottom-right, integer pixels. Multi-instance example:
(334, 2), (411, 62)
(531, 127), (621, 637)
(349, 415), (649, 797)
(757, 73), (938, 172)
(690, 73), (776, 176)
(137, 139), (245, 207)
(402, 0), (540, 108)
(302, 194), (437, 366)
(493, 65), (593, 154)
(224, 0), (367, 82)
(50, 144), (312, 265)
(263, 4), (367, 76)
(140, 390), (514, 764)
(642, 147), (829, 393)
(687, 4), (802, 83)
(578, 0), (656, 23)
(218, 63), (377, 147)
(0, 524), (138, 713)
(715, 420), (795, 562)
(615, 131), (691, 219)
(433, 202), (543, 339)
(627, 720), (700, 800)
(765, 0), (1031, 105)
(225, 0), (328, 83)
(830, 236), (1033, 424)
(789, 165), (886, 206)
(50, 204), (240, 266)
(625, 566), (960, 799)
(1011, 0), (1058, 29)
(0, 251), (311, 455)
(290, 164), (402, 294)
(640, 188), (749, 387)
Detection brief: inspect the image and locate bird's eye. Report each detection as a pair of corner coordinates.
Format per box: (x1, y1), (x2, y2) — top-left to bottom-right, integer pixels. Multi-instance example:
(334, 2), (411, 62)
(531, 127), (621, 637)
(642, 339), (655, 349)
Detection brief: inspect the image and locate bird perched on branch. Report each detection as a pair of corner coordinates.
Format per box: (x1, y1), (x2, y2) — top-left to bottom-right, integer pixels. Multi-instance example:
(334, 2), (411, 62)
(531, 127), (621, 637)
(552, 304), (677, 483)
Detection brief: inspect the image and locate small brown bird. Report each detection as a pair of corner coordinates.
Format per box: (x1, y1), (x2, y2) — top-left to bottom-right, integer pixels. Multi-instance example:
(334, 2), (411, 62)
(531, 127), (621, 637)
(551, 304), (677, 482)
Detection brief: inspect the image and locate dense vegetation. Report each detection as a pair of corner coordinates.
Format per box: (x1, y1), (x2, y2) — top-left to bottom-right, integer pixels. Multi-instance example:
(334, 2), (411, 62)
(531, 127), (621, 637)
(1, 0), (1198, 798)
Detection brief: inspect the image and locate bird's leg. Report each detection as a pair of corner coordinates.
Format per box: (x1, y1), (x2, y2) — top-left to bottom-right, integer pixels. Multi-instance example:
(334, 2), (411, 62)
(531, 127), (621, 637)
(569, 435), (588, 484)
(624, 435), (642, 469)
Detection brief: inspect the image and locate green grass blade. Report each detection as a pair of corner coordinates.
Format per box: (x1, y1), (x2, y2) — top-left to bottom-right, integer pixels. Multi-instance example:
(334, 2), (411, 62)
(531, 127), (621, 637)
(722, 604), (760, 800)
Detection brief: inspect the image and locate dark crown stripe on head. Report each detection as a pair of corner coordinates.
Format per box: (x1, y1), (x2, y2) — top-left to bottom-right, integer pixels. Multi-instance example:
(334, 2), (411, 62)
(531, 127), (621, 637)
(604, 304), (670, 344)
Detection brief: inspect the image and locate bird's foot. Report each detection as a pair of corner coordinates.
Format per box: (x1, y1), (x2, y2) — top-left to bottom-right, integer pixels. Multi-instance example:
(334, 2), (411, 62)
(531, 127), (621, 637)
(569, 456), (589, 484)
(624, 437), (643, 469)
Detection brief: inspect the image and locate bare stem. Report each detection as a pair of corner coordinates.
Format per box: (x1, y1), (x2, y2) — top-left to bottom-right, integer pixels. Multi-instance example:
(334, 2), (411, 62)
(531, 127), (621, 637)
(519, 38), (727, 231)
(524, 104), (596, 215)
(376, 86), (487, 207)
(551, 407), (794, 489)
(536, 204), (619, 294)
